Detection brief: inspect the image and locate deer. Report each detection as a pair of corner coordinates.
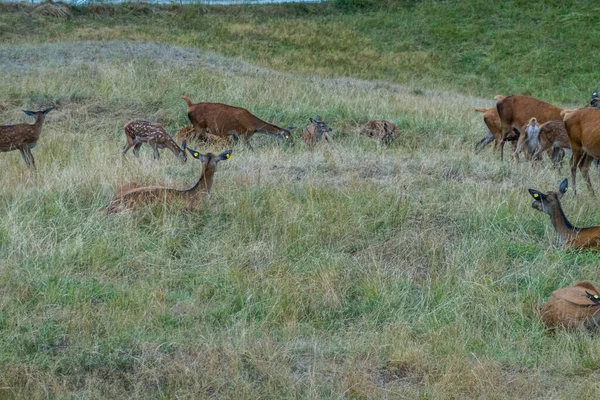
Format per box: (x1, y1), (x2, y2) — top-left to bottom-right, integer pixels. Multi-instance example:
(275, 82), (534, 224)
(540, 281), (600, 331)
(496, 95), (563, 161)
(0, 108), (52, 168)
(563, 107), (600, 195)
(181, 96), (293, 150)
(107, 141), (232, 213)
(176, 125), (228, 145)
(359, 120), (400, 145)
(299, 116), (333, 146)
(473, 97), (520, 157)
(122, 120), (187, 162)
(528, 179), (600, 250)
(524, 118), (570, 168)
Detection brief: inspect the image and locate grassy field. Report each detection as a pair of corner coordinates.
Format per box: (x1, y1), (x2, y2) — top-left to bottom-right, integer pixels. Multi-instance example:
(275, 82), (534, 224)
(2, 1), (600, 398)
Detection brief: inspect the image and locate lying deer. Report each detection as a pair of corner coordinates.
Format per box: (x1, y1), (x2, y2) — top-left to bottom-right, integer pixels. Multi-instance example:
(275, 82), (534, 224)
(176, 125), (228, 145)
(122, 120), (186, 161)
(528, 179), (600, 250)
(182, 96), (293, 149)
(0, 108), (52, 168)
(107, 141), (232, 213)
(359, 120), (399, 144)
(299, 116), (333, 146)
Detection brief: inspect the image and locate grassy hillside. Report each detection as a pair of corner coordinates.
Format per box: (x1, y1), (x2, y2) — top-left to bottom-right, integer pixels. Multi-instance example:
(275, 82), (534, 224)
(2, 0), (600, 103)
(2, 2), (600, 399)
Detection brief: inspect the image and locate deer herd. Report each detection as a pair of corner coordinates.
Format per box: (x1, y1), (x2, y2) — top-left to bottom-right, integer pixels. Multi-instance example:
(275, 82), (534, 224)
(4, 90), (600, 330)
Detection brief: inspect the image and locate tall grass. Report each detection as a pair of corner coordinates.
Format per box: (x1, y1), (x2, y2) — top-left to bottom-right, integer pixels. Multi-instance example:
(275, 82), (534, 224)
(3, 2), (600, 397)
(1, 40), (600, 398)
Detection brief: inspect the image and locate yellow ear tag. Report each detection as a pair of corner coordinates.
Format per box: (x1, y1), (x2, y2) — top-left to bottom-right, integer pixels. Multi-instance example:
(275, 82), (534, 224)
(594, 295), (598, 299)
(565, 187), (568, 191)
(533, 193), (539, 198)
(226, 153), (231, 159)
(193, 152), (199, 157)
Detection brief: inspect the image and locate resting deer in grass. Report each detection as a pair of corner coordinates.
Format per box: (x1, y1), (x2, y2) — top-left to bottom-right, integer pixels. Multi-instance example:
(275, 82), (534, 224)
(107, 141), (232, 213)
(359, 120), (400, 145)
(299, 116), (333, 146)
(123, 120), (187, 161)
(0, 108), (52, 168)
(528, 179), (600, 250)
(176, 125), (228, 145)
(182, 96), (293, 149)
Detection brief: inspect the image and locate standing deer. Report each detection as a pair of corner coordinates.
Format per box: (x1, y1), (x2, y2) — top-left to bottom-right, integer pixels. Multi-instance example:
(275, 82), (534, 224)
(496, 95), (563, 161)
(122, 120), (187, 162)
(107, 142), (232, 213)
(528, 179), (600, 250)
(525, 118), (570, 168)
(299, 116), (333, 146)
(0, 108), (52, 168)
(182, 96), (293, 149)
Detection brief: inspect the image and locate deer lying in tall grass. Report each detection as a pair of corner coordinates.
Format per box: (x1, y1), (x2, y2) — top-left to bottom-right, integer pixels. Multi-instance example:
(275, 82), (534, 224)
(122, 120), (187, 161)
(182, 96), (293, 149)
(528, 179), (600, 250)
(299, 116), (333, 146)
(359, 120), (399, 145)
(176, 125), (228, 145)
(540, 281), (600, 331)
(0, 108), (52, 168)
(107, 141), (232, 213)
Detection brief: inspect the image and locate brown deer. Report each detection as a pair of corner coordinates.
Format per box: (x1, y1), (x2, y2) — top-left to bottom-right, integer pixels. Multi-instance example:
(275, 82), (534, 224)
(359, 120), (399, 145)
(299, 116), (333, 146)
(182, 96), (293, 149)
(496, 95), (563, 161)
(122, 120), (187, 162)
(107, 142), (232, 213)
(0, 108), (52, 168)
(563, 107), (600, 195)
(528, 179), (600, 250)
(525, 118), (570, 167)
(540, 281), (600, 331)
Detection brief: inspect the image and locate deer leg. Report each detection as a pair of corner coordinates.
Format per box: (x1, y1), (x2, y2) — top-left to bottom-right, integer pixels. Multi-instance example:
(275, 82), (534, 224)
(25, 147), (35, 169)
(133, 143), (142, 157)
(122, 143), (133, 155)
(18, 148), (31, 167)
(151, 143), (160, 160)
(571, 147), (584, 195)
(243, 135), (254, 151)
(475, 131), (494, 153)
(580, 153), (595, 196)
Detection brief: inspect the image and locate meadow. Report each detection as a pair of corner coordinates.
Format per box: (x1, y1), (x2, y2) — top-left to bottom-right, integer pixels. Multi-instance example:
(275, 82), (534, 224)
(2, 1), (600, 398)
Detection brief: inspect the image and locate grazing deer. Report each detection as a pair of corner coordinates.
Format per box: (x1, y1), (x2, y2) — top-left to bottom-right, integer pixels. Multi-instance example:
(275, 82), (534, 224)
(182, 96), (293, 149)
(359, 120), (399, 144)
(299, 116), (333, 146)
(528, 179), (600, 250)
(107, 142), (232, 213)
(0, 108), (52, 168)
(496, 95), (563, 161)
(122, 120), (187, 162)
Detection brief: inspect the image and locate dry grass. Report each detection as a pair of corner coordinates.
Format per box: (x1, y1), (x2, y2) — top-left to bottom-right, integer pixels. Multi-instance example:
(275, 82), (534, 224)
(2, 40), (600, 398)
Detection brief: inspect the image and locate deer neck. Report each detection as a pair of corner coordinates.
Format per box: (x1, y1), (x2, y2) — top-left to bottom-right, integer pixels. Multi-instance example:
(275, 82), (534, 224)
(254, 121), (282, 136)
(548, 201), (579, 243)
(32, 114), (45, 139)
(177, 164), (214, 197)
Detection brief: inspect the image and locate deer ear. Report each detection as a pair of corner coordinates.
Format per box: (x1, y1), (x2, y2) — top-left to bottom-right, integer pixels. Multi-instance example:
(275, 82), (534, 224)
(186, 146), (203, 160)
(559, 179), (568, 194)
(22, 110), (35, 117)
(181, 140), (187, 151)
(528, 189), (546, 201)
(42, 108), (53, 115)
(217, 150), (232, 161)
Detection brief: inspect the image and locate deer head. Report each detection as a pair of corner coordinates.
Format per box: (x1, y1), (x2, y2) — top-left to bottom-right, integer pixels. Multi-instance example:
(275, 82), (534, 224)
(528, 179), (568, 215)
